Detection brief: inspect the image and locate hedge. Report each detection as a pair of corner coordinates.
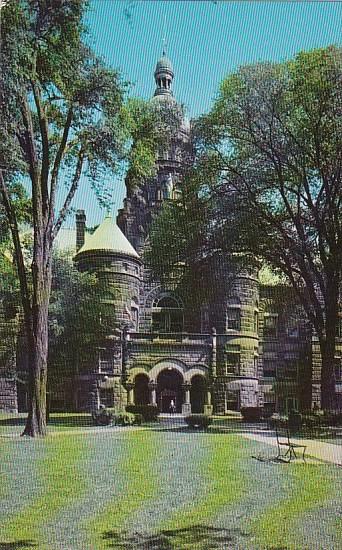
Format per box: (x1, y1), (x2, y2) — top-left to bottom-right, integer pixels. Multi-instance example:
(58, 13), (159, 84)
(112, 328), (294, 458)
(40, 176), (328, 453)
(240, 407), (263, 422)
(185, 414), (212, 429)
(126, 404), (159, 421)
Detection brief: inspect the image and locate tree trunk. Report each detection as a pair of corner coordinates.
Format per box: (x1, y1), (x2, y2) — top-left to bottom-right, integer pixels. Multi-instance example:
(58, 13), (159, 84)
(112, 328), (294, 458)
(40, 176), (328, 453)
(21, 302), (49, 436)
(320, 339), (336, 411)
(22, 254), (52, 437)
(320, 278), (338, 411)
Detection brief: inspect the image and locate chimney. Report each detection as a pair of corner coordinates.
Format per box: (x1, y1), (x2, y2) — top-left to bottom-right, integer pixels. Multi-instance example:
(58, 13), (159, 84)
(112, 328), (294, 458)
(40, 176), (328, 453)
(76, 209), (86, 252)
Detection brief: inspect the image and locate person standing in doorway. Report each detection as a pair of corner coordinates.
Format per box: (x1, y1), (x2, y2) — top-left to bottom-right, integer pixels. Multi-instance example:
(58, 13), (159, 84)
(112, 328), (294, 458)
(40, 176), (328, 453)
(169, 399), (175, 414)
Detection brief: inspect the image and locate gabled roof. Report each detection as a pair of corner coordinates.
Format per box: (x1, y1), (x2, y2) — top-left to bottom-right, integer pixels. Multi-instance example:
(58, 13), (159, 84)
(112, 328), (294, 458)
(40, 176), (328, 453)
(74, 215), (139, 259)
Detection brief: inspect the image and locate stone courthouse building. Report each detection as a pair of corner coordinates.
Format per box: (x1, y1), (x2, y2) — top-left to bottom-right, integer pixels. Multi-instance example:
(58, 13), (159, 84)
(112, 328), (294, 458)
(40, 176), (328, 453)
(1, 53), (341, 414)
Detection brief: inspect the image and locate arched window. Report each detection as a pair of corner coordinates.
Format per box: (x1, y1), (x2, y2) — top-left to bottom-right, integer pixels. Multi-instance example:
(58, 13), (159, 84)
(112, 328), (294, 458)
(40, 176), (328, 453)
(152, 295), (183, 333)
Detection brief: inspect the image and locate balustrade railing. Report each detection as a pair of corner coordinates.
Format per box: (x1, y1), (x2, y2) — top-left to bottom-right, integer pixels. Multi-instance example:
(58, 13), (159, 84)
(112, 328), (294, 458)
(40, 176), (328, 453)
(127, 332), (212, 345)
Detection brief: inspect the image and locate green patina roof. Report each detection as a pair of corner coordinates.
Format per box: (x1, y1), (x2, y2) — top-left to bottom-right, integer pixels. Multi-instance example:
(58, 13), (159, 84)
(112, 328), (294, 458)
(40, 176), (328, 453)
(74, 215), (139, 259)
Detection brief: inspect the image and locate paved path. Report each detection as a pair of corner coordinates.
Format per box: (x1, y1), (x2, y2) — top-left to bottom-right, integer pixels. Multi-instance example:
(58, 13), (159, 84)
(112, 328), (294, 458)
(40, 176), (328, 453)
(240, 431), (342, 466)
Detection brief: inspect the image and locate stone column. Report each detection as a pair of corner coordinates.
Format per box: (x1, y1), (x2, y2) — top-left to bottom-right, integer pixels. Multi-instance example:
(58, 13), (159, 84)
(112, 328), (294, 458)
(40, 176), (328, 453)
(126, 383), (134, 406)
(90, 379), (100, 413)
(211, 327), (217, 378)
(182, 383), (191, 415)
(149, 382), (157, 406)
(204, 386), (213, 416)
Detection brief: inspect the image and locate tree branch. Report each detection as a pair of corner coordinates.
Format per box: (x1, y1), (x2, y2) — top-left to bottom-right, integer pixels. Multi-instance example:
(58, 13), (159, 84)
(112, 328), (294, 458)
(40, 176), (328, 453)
(0, 170), (32, 330)
(53, 147), (85, 238)
(49, 106), (74, 220)
(31, 80), (49, 217)
(20, 95), (41, 231)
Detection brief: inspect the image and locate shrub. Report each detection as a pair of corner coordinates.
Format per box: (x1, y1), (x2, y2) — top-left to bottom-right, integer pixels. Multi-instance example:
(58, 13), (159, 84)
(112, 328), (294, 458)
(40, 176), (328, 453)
(126, 404), (159, 421)
(185, 414), (212, 429)
(262, 407), (275, 419)
(288, 409), (302, 434)
(113, 412), (136, 426)
(92, 407), (114, 426)
(240, 407), (263, 422)
(268, 413), (288, 429)
(301, 413), (321, 431)
(133, 413), (143, 426)
(320, 412), (342, 427)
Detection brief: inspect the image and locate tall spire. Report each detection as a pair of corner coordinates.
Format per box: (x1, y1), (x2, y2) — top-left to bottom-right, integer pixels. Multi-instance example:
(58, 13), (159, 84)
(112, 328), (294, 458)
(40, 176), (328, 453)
(153, 12), (174, 97)
(162, 13), (167, 56)
(162, 36), (167, 57)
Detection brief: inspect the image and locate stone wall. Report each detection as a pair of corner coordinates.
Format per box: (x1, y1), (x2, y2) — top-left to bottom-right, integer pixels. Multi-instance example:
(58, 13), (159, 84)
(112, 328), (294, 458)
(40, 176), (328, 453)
(0, 301), (19, 412)
(0, 378), (17, 412)
(259, 285), (312, 412)
(125, 338), (212, 374)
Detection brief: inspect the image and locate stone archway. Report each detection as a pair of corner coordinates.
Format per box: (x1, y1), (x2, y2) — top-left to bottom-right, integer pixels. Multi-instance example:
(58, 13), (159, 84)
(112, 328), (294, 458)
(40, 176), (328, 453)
(134, 373), (149, 405)
(190, 374), (207, 414)
(156, 369), (184, 413)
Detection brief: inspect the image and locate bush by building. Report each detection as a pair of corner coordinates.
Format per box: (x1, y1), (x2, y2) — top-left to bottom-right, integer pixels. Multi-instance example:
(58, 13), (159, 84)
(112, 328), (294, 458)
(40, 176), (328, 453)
(240, 407), (263, 422)
(184, 414), (212, 429)
(92, 407), (142, 426)
(126, 404), (159, 421)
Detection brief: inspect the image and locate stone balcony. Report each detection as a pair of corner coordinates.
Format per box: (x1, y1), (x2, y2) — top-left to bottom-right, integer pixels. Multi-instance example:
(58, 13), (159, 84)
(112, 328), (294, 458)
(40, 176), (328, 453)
(126, 332), (213, 345)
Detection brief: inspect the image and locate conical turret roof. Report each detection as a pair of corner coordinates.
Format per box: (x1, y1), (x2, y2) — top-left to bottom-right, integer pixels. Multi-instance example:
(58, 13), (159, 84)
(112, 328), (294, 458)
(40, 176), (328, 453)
(74, 215), (139, 259)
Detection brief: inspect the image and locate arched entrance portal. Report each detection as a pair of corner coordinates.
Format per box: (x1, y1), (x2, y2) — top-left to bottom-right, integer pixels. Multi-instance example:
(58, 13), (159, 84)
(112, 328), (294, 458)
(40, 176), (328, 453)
(134, 374), (149, 405)
(190, 375), (206, 414)
(157, 369), (183, 413)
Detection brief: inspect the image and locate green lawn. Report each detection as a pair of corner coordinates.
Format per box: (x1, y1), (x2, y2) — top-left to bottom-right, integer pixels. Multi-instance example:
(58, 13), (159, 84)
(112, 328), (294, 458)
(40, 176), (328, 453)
(0, 413), (341, 549)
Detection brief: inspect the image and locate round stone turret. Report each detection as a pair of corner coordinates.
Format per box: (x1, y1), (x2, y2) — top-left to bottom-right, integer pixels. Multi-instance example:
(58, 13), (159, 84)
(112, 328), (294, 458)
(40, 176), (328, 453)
(74, 215), (142, 330)
(204, 256), (261, 414)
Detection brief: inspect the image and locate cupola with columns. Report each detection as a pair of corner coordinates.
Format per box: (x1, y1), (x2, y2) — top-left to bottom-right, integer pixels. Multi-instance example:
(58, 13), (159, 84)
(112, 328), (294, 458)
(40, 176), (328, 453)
(154, 52), (174, 97)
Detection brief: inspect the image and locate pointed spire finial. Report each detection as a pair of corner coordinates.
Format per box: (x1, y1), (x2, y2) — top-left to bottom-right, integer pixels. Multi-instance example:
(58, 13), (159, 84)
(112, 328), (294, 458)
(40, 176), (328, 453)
(162, 13), (167, 56)
(105, 190), (116, 219)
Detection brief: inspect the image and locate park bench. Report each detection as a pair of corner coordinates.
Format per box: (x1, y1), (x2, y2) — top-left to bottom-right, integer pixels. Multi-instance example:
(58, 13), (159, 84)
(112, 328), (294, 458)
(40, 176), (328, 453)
(275, 425), (307, 463)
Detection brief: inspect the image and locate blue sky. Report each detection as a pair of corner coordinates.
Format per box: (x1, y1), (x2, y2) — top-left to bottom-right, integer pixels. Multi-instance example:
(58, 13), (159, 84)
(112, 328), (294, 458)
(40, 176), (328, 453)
(67, 0), (342, 226)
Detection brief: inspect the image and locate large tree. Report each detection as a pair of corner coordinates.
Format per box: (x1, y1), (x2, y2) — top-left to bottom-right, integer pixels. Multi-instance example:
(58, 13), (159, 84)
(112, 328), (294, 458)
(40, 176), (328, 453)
(150, 46), (342, 410)
(0, 1), (180, 436)
(0, 0), (146, 436)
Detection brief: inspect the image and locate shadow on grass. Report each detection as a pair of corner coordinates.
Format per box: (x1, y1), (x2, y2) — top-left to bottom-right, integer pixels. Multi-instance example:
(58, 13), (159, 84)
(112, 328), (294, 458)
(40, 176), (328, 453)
(0, 416), (26, 427)
(0, 541), (37, 549)
(149, 424), (273, 437)
(102, 525), (251, 549)
(0, 414), (93, 429)
(46, 414), (93, 428)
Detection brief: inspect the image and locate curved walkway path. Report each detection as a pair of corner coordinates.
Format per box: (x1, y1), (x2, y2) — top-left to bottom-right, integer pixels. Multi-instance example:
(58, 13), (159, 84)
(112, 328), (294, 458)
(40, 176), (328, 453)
(240, 430), (342, 466)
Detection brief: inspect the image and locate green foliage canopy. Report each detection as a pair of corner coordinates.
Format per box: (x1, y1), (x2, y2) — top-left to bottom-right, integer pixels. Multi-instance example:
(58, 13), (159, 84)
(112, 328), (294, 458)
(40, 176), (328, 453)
(48, 251), (118, 378)
(149, 46), (342, 408)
